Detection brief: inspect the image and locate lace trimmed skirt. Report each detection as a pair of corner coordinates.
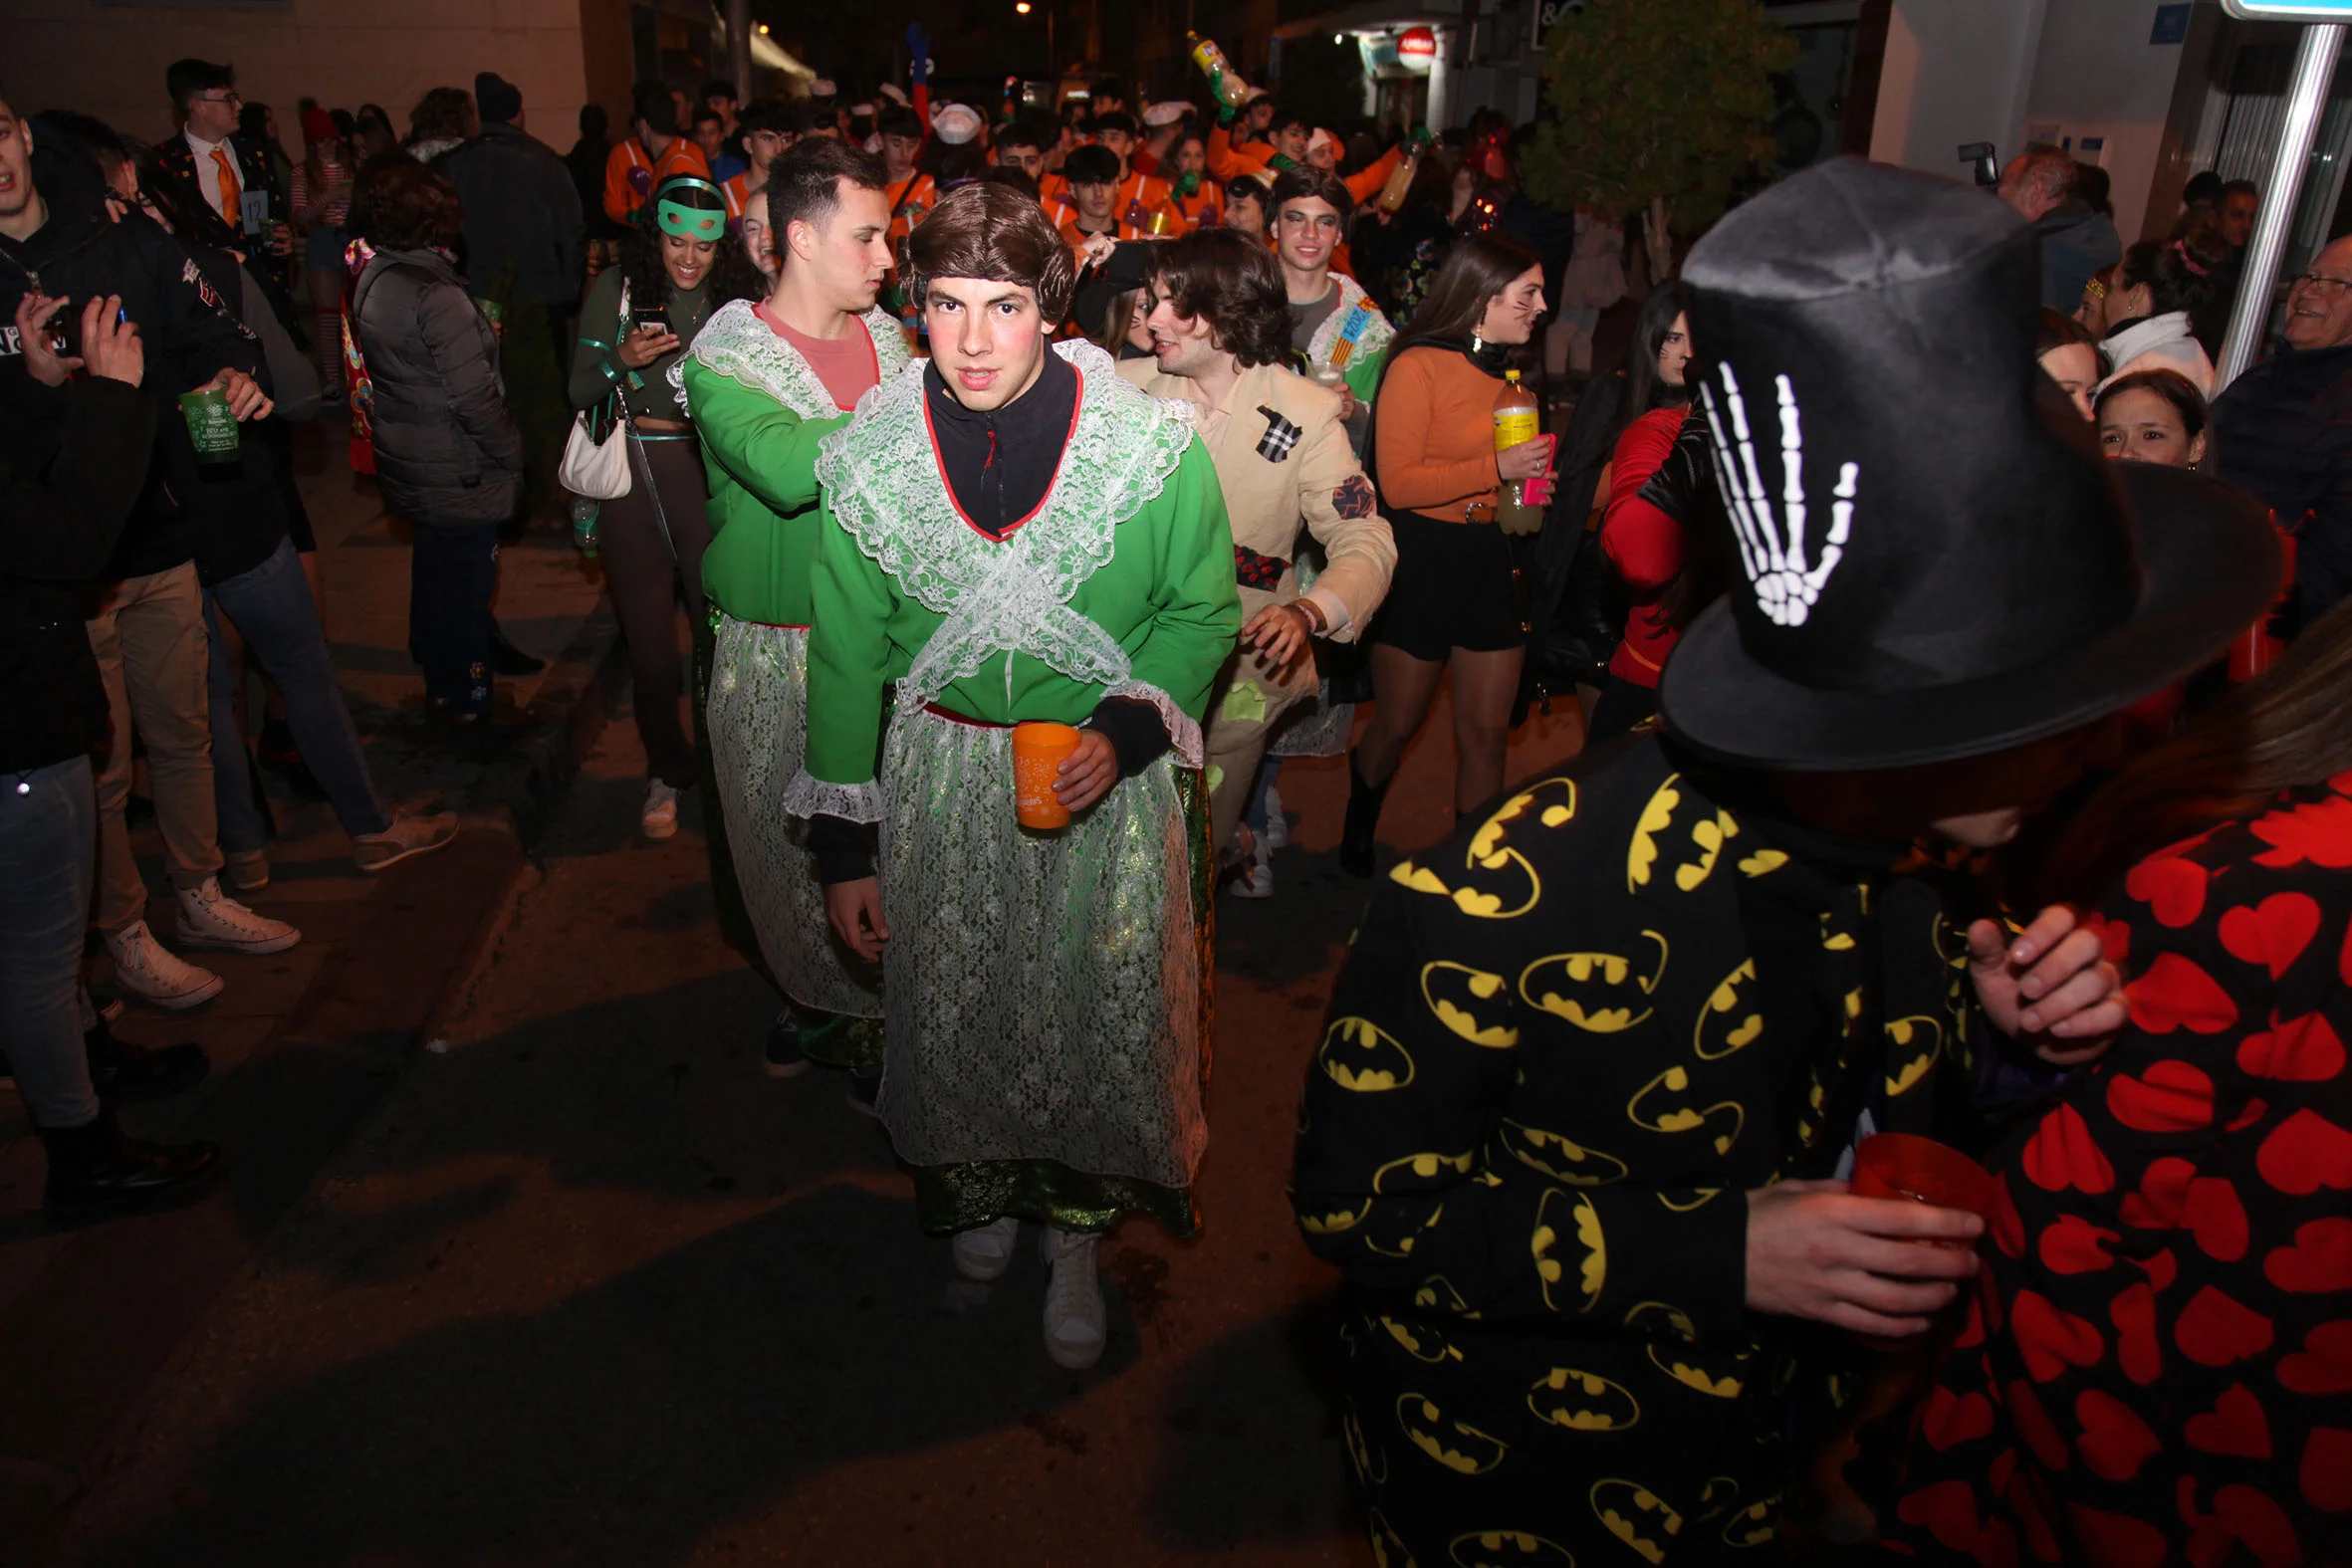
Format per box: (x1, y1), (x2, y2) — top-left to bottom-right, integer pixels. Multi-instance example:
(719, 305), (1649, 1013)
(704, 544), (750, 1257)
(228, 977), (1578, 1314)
(706, 616), (885, 1052)
(876, 704), (1209, 1236)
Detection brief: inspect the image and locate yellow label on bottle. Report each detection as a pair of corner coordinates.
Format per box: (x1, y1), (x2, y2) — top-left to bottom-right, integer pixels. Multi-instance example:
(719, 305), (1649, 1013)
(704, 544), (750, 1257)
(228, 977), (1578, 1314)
(1494, 410), (1538, 451)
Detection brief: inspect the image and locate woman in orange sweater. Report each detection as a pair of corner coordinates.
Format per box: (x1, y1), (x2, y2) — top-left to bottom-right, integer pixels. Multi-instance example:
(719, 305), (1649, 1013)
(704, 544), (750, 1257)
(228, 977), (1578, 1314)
(1343, 232), (1550, 875)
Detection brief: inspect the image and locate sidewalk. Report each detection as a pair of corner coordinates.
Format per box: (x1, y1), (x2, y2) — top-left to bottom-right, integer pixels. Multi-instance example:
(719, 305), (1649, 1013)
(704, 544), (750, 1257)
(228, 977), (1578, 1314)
(0, 412), (623, 1564)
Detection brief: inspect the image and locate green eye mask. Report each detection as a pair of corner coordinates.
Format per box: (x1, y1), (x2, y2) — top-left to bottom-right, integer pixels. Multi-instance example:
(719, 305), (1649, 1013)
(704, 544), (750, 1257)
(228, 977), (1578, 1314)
(654, 176), (727, 241)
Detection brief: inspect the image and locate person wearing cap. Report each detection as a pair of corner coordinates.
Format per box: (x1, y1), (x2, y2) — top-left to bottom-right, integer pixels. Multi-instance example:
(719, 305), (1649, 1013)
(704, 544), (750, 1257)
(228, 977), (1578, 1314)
(1131, 99), (1187, 178)
(437, 72), (586, 378)
(1118, 230), (1394, 893)
(793, 182), (1239, 1370)
(602, 80), (711, 227)
(1290, 155), (2278, 1562)
(683, 137), (907, 1083)
(569, 174), (764, 841)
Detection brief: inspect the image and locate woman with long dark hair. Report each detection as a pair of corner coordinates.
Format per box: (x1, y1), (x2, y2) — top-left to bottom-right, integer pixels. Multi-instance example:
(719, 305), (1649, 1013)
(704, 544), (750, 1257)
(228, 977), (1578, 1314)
(1588, 283), (1695, 743)
(567, 174), (764, 838)
(1891, 597), (2352, 1567)
(1342, 231), (1549, 875)
(2099, 225), (2230, 394)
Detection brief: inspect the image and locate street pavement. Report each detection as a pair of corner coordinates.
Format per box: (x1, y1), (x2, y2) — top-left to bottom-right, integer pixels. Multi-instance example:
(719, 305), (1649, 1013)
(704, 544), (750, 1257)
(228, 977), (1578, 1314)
(43, 681), (1583, 1567)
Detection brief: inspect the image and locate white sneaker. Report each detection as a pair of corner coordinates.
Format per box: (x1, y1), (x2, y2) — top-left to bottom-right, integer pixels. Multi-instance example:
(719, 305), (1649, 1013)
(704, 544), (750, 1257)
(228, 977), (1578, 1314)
(105, 921), (225, 1010)
(174, 877), (302, 955)
(641, 780), (679, 841)
(951, 1216), (1022, 1282)
(1040, 1228), (1106, 1369)
(1231, 831), (1275, 900)
(1261, 783), (1290, 849)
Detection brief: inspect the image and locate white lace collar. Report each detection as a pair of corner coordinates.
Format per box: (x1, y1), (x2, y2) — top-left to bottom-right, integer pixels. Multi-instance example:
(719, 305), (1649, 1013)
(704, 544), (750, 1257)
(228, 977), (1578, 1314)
(1304, 271), (1393, 368)
(814, 336), (1205, 763)
(682, 299), (912, 420)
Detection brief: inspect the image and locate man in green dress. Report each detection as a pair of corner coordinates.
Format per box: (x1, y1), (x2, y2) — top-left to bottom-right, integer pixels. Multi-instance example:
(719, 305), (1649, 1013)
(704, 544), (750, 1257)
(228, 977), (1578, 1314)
(789, 182), (1240, 1370)
(682, 138), (907, 1081)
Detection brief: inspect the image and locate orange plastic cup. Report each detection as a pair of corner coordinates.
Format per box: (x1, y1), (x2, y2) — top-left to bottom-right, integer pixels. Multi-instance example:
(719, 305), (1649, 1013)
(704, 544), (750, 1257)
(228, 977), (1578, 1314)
(1850, 1133), (1997, 1225)
(1012, 721), (1083, 829)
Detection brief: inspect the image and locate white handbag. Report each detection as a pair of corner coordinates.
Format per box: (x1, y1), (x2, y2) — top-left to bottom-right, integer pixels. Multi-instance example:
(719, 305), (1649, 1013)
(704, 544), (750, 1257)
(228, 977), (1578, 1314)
(559, 280), (635, 501)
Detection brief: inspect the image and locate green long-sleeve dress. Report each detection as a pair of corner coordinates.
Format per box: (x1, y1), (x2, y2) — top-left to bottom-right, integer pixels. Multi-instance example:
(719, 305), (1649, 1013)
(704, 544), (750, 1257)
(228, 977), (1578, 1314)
(789, 338), (1242, 1235)
(683, 300), (912, 1056)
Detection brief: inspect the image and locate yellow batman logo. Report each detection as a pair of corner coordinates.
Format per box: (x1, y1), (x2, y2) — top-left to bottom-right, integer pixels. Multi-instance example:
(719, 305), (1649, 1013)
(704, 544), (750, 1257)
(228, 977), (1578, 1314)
(1520, 930), (1667, 1032)
(1591, 1479), (1685, 1565)
(1448, 1529), (1576, 1567)
(1374, 1149), (1476, 1192)
(1648, 1343), (1745, 1397)
(1527, 1364), (1641, 1431)
(1737, 848), (1787, 877)
(1675, 810), (1740, 892)
(1627, 1065), (1747, 1155)
(1422, 963), (1518, 1048)
(1380, 1315), (1464, 1363)
(1343, 1410), (1389, 1485)
(1693, 958), (1764, 1060)
(1365, 1200), (1445, 1258)
(1391, 860), (1452, 897)
(1397, 1394), (1508, 1475)
(1413, 1275), (1476, 1317)
(1319, 1015), (1416, 1092)
(1884, 1014), (1944, 1096)
(1299, 1198), (1371, 1234)
(1624, 1299), (1699, 1343)
(1498, 1120), (1629, 1186)
(1532, 1188), (1604, 1312)
(1720, 1495), (1778, 1549)
(1626, 775), (1682, 890)
(1469, 776), (1577, 863)
(1368, 1509), (1414, 1568)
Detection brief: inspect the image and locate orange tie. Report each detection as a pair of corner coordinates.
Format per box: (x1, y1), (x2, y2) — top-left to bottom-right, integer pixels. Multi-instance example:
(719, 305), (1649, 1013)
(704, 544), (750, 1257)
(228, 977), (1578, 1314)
(210, 146), (242, 225)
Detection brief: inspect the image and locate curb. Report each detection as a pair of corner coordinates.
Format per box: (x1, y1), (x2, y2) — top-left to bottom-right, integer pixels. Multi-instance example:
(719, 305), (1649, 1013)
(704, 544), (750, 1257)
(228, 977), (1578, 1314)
(0, 610), (625, 1565)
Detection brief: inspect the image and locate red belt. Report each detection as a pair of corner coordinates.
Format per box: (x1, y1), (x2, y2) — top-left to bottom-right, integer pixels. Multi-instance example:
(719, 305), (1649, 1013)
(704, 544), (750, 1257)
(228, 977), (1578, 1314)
(922, 702), (1009, 729)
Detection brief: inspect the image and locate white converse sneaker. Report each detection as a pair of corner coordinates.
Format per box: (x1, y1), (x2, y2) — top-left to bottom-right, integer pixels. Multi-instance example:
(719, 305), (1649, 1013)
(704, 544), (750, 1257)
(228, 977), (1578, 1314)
(951, 1216), (1021, 1282)
(105, 921), (225, 1010)
(641, 780), (680, 841)
(174, 877), (302, 955)
(353, 809), (459, 873)
(1261, 783), (1290, 849)
(1040, 1228), (1106, 1369)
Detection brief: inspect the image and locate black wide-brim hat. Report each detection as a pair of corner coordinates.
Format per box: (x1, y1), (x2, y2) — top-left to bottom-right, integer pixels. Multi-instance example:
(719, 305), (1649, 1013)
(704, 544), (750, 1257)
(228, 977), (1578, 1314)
(1657, 157), (2280, 771)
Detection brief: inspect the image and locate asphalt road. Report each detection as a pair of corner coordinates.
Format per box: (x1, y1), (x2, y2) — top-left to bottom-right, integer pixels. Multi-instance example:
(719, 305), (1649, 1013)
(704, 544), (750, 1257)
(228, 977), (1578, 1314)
(53, 686), (1583, 1568)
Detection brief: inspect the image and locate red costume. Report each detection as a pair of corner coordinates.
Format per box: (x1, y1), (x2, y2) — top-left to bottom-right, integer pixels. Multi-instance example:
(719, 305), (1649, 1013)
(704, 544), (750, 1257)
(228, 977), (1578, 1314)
(1891, 776), (2352, 1568)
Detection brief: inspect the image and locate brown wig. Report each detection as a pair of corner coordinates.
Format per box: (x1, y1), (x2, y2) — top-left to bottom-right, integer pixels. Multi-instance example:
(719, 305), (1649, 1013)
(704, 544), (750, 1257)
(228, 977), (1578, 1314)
(355, 157), (463, 252)
(1146, 229), (1291, 368)
(905, 180), (1076, 323)
(2049, 594), (2352, 900)
(1389, 230), (1542, 356)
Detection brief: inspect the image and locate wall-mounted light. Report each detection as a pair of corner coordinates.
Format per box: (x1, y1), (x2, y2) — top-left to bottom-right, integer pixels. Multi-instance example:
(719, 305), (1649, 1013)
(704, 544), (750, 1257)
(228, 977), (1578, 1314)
(1016, 1), (1032, 11)
(1333, 32), (1344, 42)
(756, 21), (770, 31)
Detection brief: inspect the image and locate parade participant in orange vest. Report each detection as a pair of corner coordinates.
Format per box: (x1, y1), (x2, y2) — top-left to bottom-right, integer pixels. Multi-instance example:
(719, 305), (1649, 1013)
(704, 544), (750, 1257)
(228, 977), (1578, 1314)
(604, 80), (711, 226)
(1049, 112), (1181, 234)
(1168, 130), (1222, 229)
(878, 105), (936, 254)
(1056, 144), (1149, 254)
(1306, 125), (1406, 208)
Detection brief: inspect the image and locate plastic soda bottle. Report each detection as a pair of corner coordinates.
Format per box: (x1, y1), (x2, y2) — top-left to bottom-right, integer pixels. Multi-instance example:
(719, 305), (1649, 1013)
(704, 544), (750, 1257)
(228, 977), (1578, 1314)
(570, 494), (600, 559)
(1189, 33), (1251, 108)
(1375, 144), (1422, 215)
(1493, 369), (1543, 537)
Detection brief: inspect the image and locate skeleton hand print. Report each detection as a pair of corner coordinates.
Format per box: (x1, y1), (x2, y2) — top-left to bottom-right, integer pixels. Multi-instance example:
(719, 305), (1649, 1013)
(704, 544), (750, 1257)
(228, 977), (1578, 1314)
(1698, 363), (1859, 629)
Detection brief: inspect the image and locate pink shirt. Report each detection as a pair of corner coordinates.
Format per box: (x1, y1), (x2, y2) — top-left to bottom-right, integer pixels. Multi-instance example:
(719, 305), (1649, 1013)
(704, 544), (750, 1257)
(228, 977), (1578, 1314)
(759, 304), (882, 411)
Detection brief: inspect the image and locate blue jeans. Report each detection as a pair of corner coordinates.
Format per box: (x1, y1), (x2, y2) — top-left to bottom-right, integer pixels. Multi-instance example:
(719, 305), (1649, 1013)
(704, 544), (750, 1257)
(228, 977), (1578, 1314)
(207, 535), (392, 852)
(0, 757), (101, 1129)
(410, 524), (500, 715)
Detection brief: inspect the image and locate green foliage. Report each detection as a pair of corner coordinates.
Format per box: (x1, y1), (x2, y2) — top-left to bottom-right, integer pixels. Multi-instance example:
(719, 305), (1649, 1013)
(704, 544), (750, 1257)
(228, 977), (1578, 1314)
(1524, 0), (1794, 232)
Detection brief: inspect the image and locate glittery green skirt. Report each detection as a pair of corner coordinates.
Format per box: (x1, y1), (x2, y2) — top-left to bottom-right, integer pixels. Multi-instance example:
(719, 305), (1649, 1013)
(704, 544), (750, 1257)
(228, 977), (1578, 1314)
(705, 616), (884, 1064)
(877, 706), (1213, 1237)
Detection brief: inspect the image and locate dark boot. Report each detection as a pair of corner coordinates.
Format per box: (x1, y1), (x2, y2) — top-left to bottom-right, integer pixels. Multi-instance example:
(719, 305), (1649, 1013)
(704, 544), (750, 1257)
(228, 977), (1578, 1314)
(86, 1015), (210, 1105)
(1339, 755), (1390, 879)
(39, 1111), (221, 1220)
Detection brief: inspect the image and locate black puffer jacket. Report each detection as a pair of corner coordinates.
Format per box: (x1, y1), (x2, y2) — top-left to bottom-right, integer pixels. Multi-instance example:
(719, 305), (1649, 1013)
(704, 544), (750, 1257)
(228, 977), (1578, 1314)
(352, 247), (525, 527)
(0, 375), (155, 773)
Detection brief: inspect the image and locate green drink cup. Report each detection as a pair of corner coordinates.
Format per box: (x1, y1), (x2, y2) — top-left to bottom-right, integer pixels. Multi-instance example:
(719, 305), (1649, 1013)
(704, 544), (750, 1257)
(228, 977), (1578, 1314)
(179, 386), (241, 464)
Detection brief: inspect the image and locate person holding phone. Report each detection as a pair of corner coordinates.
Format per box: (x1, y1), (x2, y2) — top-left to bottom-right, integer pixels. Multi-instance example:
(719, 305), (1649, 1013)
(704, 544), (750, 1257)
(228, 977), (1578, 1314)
(569, 174), (765, 840)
